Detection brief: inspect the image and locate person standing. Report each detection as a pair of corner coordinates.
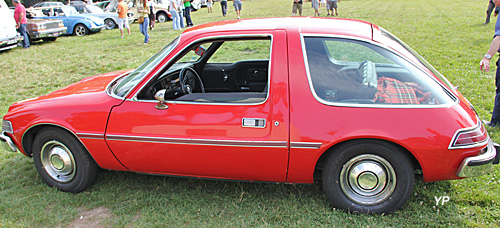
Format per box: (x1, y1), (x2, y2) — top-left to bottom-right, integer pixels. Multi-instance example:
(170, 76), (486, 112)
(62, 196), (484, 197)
(177, 0), (185, 28)
(233, 0), (242, 19)
(292, 0), (302, 16)
(147, 0), (156, 30)
(169, 0), (180, 30)
(327, 0), (339, 16)
(312, 0), (320, 17)
(12, 0), (29, 49)
(220, 0), (227, 17)
(207, 0), (212, 13)
(117, 0), (131, 37)
(183, 0), (193, 27)
(138, 0), (150, 44)
(480, 0), (500, 126)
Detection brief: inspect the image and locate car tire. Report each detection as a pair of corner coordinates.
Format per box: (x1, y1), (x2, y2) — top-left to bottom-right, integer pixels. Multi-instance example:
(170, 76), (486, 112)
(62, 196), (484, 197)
(157, 12), (167, 23)
(322, 140), (414, 214)
(105, 18), (117, 30)
(42, 37), (58, 42)
(32, 127), (98, 193)
(74, 24), (89, 36)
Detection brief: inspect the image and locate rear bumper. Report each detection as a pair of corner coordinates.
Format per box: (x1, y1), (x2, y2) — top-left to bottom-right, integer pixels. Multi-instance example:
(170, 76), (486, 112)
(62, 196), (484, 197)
(30, 27), (67, 39)
(0, 131), (18, 152)
(457, 139), (499, 177)
(0, 35), (23, 51)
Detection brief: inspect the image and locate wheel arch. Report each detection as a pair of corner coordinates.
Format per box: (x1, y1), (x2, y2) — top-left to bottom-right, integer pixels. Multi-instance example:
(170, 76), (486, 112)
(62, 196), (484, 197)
(156, 10), (169, 21)
(22, 123), (94, 163)
(73, 23), (89, 35)
(313, 138), (423, 181)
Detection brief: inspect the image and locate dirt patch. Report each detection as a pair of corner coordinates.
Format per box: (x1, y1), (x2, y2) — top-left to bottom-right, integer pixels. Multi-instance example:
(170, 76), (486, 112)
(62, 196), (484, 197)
(68, 206), (112, 228)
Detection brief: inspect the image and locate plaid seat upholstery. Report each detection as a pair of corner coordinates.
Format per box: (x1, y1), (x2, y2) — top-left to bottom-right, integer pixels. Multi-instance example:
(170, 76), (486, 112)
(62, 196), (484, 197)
(374, 77), (419, 104)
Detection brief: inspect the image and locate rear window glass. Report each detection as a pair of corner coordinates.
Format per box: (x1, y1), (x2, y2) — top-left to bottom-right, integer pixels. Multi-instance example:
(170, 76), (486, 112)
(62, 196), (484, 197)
(303, 37), (455, 106)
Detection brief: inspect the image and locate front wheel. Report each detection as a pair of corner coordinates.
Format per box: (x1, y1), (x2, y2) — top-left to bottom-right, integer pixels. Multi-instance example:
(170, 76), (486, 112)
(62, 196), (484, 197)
(32, 127), (98, 193)
(322, 140), (414, 214)
(73, 24), (89, 36)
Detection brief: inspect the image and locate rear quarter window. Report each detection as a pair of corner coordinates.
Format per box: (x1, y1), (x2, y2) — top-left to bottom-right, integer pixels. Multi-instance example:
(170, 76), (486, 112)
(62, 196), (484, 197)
(303, 36), (455, 106)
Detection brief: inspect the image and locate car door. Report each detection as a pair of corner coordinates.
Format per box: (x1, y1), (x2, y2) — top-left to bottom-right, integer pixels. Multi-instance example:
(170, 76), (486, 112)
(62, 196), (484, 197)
(105, 31), (290, 182)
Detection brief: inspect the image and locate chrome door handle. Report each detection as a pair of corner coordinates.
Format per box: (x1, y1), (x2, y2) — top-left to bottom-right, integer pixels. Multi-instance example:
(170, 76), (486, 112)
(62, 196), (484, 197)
(242, 118), (266, 128)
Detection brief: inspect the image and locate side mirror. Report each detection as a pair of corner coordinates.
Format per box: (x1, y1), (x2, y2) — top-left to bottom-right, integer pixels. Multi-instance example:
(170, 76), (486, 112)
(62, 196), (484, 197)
(154, 89), (168, 110)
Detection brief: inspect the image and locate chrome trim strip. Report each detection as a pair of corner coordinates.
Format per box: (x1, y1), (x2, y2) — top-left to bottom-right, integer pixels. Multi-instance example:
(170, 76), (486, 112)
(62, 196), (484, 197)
(106, 134), (287, 148)
(290, 142), (322, 149)
(300, 33), (458, 109)
(76, 133), (105, 139)
(456, 139), (497, 177)
(129, 34), (273, 106)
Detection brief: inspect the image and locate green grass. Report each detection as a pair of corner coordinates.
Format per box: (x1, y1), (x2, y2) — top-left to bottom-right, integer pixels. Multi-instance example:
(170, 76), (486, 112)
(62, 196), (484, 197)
(1, 0), (500, 226)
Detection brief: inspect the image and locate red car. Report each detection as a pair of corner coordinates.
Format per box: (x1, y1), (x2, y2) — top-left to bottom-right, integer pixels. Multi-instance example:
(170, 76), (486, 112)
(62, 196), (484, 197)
(1, 17), (498, 214)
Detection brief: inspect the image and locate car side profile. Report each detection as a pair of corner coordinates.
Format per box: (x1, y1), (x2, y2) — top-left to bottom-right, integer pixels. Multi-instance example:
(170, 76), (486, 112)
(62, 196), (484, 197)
(1, 17), (498, 214)
(31, 6), (105, 36)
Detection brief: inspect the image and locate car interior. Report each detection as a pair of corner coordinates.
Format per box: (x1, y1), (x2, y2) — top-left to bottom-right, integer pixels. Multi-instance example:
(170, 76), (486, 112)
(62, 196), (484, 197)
(137, 37), (271, 104)
(304, 37), (444, 105)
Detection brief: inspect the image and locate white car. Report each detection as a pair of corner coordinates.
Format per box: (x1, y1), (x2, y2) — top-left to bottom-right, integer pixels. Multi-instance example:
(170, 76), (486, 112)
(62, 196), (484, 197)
(0, 0), (22, 51)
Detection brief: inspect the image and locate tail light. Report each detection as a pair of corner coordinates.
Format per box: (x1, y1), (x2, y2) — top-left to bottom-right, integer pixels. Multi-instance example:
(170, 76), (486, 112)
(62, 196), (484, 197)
(449, 121), (488, 149)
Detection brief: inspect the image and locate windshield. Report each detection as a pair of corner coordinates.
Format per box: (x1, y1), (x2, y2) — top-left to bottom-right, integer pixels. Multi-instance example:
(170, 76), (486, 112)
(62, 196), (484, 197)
(113, 37), (179, 98)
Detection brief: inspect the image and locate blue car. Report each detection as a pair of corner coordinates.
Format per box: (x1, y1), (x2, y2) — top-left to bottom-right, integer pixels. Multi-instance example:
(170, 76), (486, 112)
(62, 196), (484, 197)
(34, 6), (105, 36)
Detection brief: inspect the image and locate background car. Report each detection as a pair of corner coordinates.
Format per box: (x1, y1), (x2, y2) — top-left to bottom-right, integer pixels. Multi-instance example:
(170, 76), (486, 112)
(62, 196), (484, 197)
(31, 6), (105, 36)
(32, 1), (64, 8)
(25, 16), (67, 42)
(0, 0), (22, 51)
(72, 4), (132, 29)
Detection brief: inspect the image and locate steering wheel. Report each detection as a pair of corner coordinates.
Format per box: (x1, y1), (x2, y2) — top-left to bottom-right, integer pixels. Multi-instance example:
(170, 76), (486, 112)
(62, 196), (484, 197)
(179, 67), (205, 95)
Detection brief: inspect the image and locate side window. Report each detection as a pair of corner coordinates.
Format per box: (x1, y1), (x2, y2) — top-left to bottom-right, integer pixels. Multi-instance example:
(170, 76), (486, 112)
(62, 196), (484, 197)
(208, 40), (270, 63)
(304, 37), (454, 106)
(142, 37), (271, 104)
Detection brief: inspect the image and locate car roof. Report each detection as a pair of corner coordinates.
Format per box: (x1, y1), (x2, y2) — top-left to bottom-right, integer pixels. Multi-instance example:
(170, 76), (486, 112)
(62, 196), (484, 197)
(183, 17), (374, 41)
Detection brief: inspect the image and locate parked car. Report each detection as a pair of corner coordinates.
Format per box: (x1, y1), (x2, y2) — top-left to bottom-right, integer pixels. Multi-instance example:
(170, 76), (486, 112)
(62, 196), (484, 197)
(0, 0), (22, 51)
(25, 18), (66, 42)
(32, 1), (64, 8)
(1, 18), (498, 214)
(31, 6), (105, 36)
(72, 4), (132, 29)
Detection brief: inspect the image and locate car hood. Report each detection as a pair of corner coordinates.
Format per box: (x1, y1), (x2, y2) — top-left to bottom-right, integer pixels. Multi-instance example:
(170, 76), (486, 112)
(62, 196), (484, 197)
(8, 70), (130, 112)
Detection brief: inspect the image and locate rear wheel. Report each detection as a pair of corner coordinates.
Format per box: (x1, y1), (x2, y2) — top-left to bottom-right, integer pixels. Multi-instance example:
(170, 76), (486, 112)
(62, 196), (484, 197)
(105, 18), (117, 29)
(32, 127), (98, 193)
(157, 12), (167, 23)
(74, 24), (89, 36)
(322, 140), (414, 214)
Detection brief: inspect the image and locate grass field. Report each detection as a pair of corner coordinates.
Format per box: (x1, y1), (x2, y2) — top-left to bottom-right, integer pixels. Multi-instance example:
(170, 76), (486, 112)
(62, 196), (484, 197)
(1, 0), (499, 226)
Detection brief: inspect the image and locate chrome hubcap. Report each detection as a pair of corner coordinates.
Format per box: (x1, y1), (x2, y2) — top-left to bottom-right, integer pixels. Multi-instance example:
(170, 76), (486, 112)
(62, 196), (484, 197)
(340, 154), (396, 205)
(76, 27), (85, 36)
(40, 141), (76, 183)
